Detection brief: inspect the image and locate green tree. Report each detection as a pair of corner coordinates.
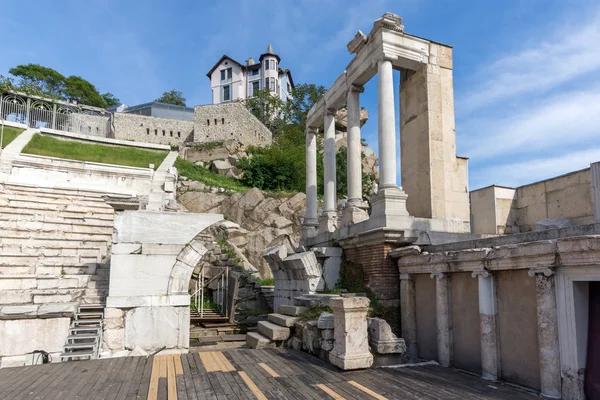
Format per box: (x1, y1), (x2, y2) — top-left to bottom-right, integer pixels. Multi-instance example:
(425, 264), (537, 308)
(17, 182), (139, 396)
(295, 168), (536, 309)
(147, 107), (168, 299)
(101, 92), (120, 108)
(156, 90), (186, 106)
(285, 83), (326, 126)
(63, 76), (106, 107)
(8, 64), (66, 98)
(245, 88), (286, 134)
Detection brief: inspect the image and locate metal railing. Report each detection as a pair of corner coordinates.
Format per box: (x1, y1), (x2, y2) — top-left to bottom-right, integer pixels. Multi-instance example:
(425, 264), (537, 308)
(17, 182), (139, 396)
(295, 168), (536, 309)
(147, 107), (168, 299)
(0, 92), (111, 137)
(191, 267), (230, 319)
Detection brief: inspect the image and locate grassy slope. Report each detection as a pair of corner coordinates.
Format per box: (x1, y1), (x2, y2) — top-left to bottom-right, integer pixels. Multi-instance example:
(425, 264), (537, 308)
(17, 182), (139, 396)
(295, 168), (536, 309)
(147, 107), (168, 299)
(175, 157), (249, 192)
(0, 126), (25, 147)
(22, 134), (168, 169)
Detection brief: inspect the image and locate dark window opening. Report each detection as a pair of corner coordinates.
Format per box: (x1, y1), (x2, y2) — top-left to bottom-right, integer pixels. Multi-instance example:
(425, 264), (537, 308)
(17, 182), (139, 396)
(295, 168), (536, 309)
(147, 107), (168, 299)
(177, 132), (181, 138)
(146, 128), (150, 135)
(154, 129), (157, 135)
(170, 131), (173, 137)
(207, 119), (210, 125)
(214, 118), (217, 125)
(162, 130), (165, 136)
(222, 118), (224, 124)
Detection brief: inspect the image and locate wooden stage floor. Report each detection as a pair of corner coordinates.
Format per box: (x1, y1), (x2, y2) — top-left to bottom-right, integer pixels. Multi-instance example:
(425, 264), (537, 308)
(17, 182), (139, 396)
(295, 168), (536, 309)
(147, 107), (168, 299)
(0, 348), (537, 399)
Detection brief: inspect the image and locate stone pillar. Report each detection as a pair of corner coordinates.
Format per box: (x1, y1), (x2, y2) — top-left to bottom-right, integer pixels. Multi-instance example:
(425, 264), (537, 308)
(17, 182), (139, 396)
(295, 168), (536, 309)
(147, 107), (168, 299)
(529, 268), (561, 398)
(329, 296), (373, 370)
(346, 84), (363, 207)
(320, 108), (339, 233)
(591, 161), (600, 222)
(400, 273), (418, 359)
(377, 58), (396, 189)
(431, 272), (452, 367)
(304, 127), (318, 233)
(472, 270), (500, 380)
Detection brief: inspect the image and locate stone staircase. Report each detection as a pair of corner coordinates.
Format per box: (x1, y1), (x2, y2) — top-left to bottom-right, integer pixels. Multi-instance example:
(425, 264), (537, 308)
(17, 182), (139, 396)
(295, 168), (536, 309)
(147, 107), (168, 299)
(246, 305), (306, 349)
(60, 304), (104, 361)
(0, 183), (116, 312)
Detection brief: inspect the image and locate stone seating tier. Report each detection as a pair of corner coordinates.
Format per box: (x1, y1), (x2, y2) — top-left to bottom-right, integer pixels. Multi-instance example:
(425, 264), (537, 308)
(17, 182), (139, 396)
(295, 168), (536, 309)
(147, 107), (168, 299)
(0, 184), (116, 313)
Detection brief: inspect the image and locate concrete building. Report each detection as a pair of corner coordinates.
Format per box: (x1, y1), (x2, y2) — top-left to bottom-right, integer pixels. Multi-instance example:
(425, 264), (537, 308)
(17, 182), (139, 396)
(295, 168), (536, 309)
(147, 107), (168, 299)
(206, 44), (294, 105)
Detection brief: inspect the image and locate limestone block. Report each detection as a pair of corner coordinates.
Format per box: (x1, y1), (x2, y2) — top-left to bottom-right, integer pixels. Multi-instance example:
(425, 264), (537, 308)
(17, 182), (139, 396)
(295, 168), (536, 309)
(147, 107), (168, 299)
(302, 321), (321, 354)
(37, 302), (77, 317)
(246, 332), (273, 349)
(367, 317), (407, 354)
(0, 304), (39, 318)
(268, 313), (299, 327)
(317, 313), (334, 329)
(272, 217), (293, 229)
(290, 336), (303, 351)
(104, 327), (125, 351)
(33, 294), (73, 304)
(0, 318), (70, 356)
(321, 329), (334, 340)
(278, 305), (307, 316)
(329, 296), (373, 370)
(263, 246), (288, 272)
(0, 291), (32, 305)
(109, 254), (176, 298)
(320, 339), (334, 352)
(124, 306), (189, 352)
(257, 321), (290, 341)
(129, 346), (149, 357)
(237, 188), (265, 210)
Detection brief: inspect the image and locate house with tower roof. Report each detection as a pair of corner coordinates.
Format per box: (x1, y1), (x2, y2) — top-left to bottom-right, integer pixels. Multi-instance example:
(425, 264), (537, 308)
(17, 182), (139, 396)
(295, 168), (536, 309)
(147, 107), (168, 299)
(206, 44), (294, 105)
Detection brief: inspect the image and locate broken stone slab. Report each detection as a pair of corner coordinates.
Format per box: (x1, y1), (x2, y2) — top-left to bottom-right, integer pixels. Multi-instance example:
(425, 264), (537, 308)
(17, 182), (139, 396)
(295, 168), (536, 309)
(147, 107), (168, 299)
(278, 305), (307, 316)
(290, 336), (302, 351)
(37, 302), (77, 317)
(211, 159), (234, 175)
(329, 296), (373, 370)
(129, 346), (149, 357)
(263, 245), (288, 272)
(367, 317), (407, 354)
(302, 321), (321, 354)
(257, 321), (290, 341)
(268, 313), (300, 327)
(320, 339), (334, 352)
(246, 332), (274, 349)
(317, 313), (334, 329)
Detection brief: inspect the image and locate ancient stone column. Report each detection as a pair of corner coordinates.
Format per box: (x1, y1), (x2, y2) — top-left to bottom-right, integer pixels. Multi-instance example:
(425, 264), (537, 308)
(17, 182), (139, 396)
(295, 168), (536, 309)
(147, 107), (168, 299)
(529, 268), (561, 399)
(377, 58), (396, 189)
(431, 272), (452, 367)
(472, 270), (500, 380)
(400, 273), (418, 359)
(329, 296), (373, 370)
(323, 108), (337, 216)
(346, 85), (363, 207)
(304, 127), (318, 228)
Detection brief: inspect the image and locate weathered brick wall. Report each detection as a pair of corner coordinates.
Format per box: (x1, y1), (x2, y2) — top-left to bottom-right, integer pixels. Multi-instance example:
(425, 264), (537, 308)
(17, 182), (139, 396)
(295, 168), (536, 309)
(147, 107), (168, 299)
(113, 113), (194, 146)
(342, 243), (401, 331)
(194, 102), (272, 146)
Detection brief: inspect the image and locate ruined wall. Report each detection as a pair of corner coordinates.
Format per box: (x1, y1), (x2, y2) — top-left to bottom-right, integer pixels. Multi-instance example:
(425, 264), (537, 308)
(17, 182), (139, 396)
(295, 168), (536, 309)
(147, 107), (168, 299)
(451, 272), (481, 373)
(414, 274), (437, 361)
(113, 113), (194, 146)
(470, 186), (518, 235)
(516, 169), (593, 232)
(193, 102), (272, 147)
(496, 269), (540, 390)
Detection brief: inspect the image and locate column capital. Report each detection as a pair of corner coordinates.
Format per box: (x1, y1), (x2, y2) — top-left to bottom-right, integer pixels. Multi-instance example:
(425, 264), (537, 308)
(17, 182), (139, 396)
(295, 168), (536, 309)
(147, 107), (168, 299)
(306, 126), (318, 135)
(374, 55), (397, 68)
(528, 267), (555, 277)
(348, 84), (364, 94)
(471, 269), (492, 279)
(430, 272), (447, 280)
(325, 107), (337, 116)
(399, 273), (413, 281)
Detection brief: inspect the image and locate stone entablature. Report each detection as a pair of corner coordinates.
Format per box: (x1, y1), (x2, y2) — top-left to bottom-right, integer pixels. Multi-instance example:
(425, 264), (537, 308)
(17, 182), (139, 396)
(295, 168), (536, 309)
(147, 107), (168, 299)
(390, 224), (600, 399)
(113, 112), (194, 146)
(193, 102), (272, 147)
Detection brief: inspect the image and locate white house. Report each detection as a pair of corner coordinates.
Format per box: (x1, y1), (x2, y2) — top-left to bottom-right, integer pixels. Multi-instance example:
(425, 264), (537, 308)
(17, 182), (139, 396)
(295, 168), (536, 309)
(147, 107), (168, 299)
(206, 44), (294, 105)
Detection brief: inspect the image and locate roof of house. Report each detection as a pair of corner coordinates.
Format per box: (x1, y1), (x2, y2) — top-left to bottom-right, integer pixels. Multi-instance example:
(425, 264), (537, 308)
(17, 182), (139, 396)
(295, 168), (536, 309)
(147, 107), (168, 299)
(206, 55), (245, 78)
(279, 68), (295, 89)
(259, 43), (281, 62)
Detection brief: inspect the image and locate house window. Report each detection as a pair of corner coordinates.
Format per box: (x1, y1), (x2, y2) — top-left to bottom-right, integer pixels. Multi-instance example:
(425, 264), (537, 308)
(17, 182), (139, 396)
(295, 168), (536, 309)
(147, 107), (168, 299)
(270, 77), (275, 92)
(146, 128), (150, 135)
(251, 69), (259, 76)
(220, 70), (226, 80)
(287, 83), (291, 92)
(223, 84), (231, 102)
(265, 62), (269, 71)
(270, 60), (275, 70)
(170, 131), (173, 137)
(220, 68), (232, 81)
(265, 78), (269, 89)
(252, 81), (260, 96)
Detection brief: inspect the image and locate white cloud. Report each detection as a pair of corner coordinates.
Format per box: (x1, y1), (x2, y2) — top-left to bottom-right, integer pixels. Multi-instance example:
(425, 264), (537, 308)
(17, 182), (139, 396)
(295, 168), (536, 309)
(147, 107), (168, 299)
(471, 147), (600, 189)
(457, 8), (600, 115)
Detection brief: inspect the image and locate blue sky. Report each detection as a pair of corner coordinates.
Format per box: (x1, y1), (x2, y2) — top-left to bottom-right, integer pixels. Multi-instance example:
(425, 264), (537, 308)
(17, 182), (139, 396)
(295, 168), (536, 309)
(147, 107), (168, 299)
(1, 0), (599, 190)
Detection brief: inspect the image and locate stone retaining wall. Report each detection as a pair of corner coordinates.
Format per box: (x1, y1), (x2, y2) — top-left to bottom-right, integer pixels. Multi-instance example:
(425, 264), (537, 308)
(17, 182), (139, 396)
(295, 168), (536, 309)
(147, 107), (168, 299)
(113, 113), (194, 146)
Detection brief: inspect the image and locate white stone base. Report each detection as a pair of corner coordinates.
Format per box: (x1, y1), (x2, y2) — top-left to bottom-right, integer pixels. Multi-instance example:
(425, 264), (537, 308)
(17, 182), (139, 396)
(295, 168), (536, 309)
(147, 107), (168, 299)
(341, 206), (369, 226)
(370, 187), (409, 218)
(328, 351), (373, 370)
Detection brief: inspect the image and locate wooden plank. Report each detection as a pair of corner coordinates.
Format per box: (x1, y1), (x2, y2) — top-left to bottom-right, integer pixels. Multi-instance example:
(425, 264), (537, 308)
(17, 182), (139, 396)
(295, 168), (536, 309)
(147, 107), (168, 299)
(84, 358), (120, 400)
(125, 356), (149, 399)
(114, 356), (142, 400)
(199, 352), (219, 372)
(215, 351), (236, 372)
(258, 362), (280, 377)
(238, 370), (268, 400)
(317, 383), (346, 400)
(61, 359), (105, 400)
(174, 354), (184, 375)
(157, 377), (168, 400)
(132, 356), (155, 400)
(190, 353), (218, 400)
(36, 359), (81, 399)
(180, 353), (199, 400)
(97, 355), (133, 400)
(13, 362), (68, 400)
(167, 354), (178, 400)
(147, 356), (161, 400)
(348, 380), (388, 400)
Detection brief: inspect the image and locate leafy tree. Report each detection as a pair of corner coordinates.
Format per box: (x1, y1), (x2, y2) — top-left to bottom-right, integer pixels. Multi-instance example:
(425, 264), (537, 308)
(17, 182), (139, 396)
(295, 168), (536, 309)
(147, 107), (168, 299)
(245, 88), (285, 134)
(9, 64), (66, 98)
(156, 90), (186, 106)
(63, 76), (106, 107)
(285, 83), (326, 126)
(101, 92), (120, 108)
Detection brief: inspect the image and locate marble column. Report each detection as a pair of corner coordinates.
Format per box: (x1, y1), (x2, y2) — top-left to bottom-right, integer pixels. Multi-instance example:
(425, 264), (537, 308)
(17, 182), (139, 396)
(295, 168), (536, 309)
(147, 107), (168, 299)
(431, 272), (452, 367)
(323, 108), (337, 215)
(528, 268), (561, 398)
(304, 127), (318, 229)
(400, 273), (418, 359)
(377, 58), (397, 189)
(329, 296), (373, 370)
(346, 85), (363, 207)
(472, 270), (500, 380)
